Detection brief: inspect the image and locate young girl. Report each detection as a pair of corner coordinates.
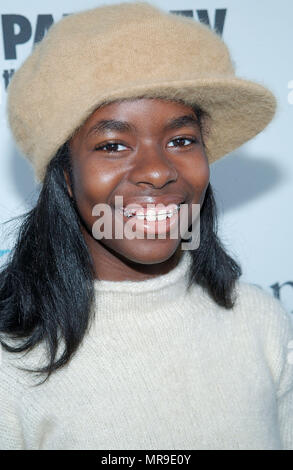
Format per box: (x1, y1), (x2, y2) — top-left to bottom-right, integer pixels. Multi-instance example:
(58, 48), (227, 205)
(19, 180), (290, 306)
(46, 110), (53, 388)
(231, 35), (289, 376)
(0, 1), (292, 450)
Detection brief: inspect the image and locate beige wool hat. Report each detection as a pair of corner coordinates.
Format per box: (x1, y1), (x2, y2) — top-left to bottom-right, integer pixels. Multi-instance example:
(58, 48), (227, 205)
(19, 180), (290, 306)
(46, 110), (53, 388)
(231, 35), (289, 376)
(7, 0), (277, 183)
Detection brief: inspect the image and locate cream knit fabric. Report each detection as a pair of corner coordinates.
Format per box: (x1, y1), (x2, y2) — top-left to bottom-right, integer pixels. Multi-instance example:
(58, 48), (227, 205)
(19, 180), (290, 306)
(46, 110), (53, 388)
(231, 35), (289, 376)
(0, 250), (292, 450)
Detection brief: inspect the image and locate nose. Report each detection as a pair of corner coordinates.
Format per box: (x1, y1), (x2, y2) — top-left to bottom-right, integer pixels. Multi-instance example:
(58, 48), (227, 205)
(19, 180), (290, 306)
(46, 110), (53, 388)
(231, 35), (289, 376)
(128, 141), (178, 188)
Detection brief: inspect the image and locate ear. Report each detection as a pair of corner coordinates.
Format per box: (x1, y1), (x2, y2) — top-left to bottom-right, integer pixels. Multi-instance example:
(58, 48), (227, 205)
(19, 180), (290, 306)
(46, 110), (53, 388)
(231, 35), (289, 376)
(63, 170), (73, 199)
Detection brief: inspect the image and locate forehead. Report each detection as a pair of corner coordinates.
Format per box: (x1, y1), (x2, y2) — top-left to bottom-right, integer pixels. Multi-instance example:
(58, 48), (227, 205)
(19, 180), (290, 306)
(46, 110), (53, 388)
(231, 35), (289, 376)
(83, 97), (198, 127)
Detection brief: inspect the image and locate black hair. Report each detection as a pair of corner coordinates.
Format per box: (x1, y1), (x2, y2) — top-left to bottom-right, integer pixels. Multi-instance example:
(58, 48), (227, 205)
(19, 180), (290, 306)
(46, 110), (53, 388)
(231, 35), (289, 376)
(0, 99), (241, 385)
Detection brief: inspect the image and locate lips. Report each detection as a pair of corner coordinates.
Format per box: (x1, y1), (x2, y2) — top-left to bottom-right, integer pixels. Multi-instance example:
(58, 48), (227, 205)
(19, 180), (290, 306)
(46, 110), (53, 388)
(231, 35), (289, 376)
(112, 193), (188, 237)
(120, 194), (186, 215)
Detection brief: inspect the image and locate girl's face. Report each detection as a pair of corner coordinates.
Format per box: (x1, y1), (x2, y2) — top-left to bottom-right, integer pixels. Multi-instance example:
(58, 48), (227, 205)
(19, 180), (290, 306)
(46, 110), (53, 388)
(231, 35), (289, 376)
(66, 98), (210, 280)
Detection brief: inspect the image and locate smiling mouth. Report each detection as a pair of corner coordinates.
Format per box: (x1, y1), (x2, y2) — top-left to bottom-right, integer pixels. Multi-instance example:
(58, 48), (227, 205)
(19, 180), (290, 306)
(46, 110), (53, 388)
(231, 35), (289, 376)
(119, 204), (183, 238)
(109, 199), (194, 239)
(121, 203), (183, 221)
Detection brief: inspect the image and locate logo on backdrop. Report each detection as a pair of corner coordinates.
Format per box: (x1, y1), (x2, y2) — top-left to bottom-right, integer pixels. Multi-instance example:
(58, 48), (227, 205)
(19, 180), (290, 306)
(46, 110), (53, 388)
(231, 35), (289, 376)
(1, 8), (227, 90)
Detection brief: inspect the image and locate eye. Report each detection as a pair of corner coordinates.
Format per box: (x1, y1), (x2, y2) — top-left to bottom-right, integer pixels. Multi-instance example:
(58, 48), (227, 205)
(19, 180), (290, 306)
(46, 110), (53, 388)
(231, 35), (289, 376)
(167, 137), (198, 148)
(94, 142), (127, 153)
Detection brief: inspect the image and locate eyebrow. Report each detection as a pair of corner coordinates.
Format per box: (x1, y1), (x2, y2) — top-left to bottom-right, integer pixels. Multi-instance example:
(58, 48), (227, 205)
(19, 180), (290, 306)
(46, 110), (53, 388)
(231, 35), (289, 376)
(86, 114), (200, 138)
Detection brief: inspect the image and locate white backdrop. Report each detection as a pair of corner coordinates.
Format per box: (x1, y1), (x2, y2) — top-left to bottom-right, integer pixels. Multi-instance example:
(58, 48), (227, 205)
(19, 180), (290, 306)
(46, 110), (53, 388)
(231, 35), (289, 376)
(0, 0), (292, 314)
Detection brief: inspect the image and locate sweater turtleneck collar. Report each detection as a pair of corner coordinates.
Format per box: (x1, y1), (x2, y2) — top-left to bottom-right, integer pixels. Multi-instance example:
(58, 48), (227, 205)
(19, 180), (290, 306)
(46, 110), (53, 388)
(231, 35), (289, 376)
(92, 249), (198, 318)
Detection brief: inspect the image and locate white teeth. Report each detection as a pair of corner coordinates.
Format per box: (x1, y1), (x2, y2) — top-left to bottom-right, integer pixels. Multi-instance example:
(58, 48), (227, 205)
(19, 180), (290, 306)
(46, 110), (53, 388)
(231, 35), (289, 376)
(123, 205), (180, 220)
(146, 212), (156, 221)
(157, 212), (168, 221)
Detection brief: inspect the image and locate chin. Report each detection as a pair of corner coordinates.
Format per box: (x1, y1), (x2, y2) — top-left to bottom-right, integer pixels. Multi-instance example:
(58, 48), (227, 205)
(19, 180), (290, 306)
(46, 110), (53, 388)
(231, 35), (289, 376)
(107, 238), (182, 266)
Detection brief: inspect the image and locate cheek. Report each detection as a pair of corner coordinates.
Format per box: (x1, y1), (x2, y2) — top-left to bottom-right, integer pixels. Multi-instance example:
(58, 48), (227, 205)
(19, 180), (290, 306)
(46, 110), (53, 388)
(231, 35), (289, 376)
(72, 160), (122, 222)
(186, 154), (210, 198)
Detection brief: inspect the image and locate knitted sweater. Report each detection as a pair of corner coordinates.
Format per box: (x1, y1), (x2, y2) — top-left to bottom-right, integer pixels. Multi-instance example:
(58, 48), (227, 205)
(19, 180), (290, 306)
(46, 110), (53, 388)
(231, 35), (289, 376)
(0, 250), (293, 450)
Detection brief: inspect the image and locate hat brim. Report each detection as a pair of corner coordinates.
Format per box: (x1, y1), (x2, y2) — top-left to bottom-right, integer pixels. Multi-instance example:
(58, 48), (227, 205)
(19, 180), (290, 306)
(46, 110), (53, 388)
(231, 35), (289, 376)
(75, 76), (276, 166)
(33, 76), (276, 182)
